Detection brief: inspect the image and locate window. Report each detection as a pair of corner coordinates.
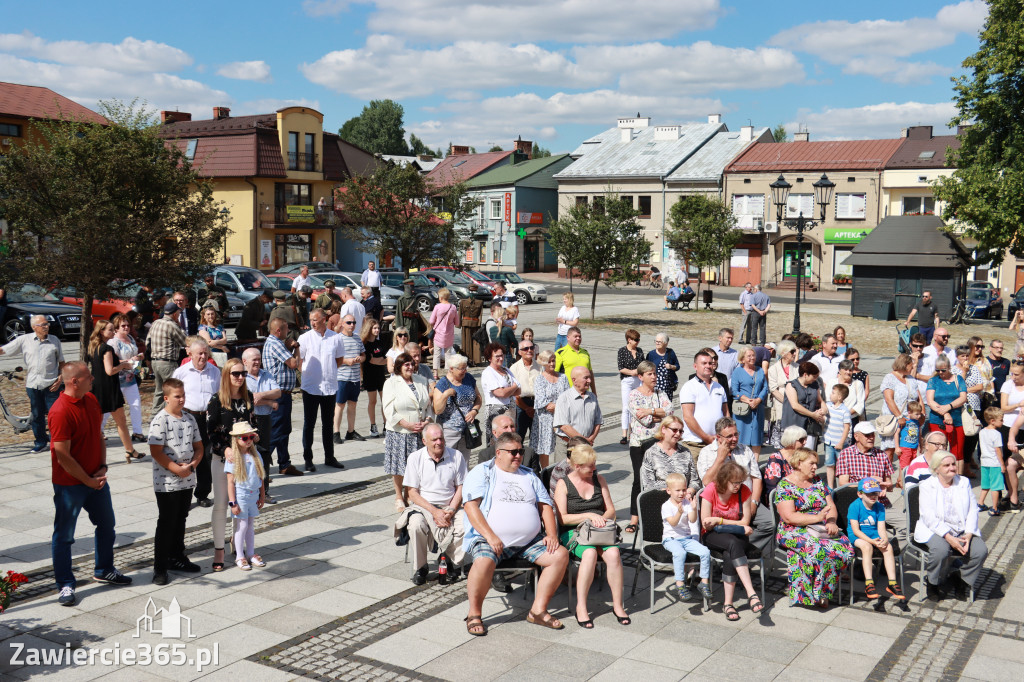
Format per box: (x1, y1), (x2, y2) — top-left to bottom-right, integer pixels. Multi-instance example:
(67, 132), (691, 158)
(785, 193), (814, 219)
(903, 196), (935, 215)
(0, 123), (22, 137)
(277, 183), (312, 206)
(638, 196), (652, 218)
(575, 196), (588, 206)
(185, 139), (198, 161)
(305, 133), (315, 157)
(620, 195), (633, 209)
(593, 196), (605, 215)
(835, 193), (867, 219)
(479, 240), (488, 263)
(490, 199), (502, 219)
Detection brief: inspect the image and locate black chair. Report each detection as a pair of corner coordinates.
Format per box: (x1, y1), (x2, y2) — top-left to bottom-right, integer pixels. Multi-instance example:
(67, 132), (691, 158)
(630, 489), (709, 612)
(540, 464), (555, 494)
(833, 484), (904, 604)
(902, 484), (975, 603)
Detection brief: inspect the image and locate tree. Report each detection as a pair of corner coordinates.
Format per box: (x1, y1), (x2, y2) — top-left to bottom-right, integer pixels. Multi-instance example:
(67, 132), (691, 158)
(408, 133), (441, 158)
(334, 162), (479, 271)
(338, 99), (409, 155)
(547, 195), (651, 320)
(532, 142), (552, 158)
(932, 0), (1024, 262)
(488, 145), (504, 152)
(772, 124), (788, 143)
(0, 100), (229, 356)
(665, 195), (742, 300)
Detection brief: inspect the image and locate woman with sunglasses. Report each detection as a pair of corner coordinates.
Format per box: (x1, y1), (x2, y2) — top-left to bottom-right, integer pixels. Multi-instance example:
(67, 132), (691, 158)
(383, 352), (432, 511)
(206, 357), (255, 572)
(480, 342), (520, 445)
(110, 313), (146, 443)
(639, 415), (700, 494)
(767, 340), (799, 448)
(844, 347), (870, 401)
(87, 320), (141, 463)
(625, 360), (673, 533)
(386, 326), (410, 374)
(926, 355), (968, 472)
(954, 344), (984, 478)
(967, 336), (995, 409)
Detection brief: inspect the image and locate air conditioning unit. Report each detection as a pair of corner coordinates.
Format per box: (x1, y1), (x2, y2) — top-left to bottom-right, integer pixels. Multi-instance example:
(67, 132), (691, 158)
(763, 222), (778, 234)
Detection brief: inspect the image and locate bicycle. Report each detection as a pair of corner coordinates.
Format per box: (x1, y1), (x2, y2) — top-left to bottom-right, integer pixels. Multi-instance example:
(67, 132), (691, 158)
(949, 297), (969, 326)
(0, 368), (32, 434)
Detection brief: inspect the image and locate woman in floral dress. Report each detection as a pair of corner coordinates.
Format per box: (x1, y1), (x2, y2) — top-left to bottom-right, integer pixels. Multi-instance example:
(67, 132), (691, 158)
(775, 447), (853, 606)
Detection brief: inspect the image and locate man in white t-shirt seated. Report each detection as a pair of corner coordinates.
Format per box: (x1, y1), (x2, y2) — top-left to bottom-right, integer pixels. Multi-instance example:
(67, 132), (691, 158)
(462, 432), (568, 636)
(402, 424), (468, 585)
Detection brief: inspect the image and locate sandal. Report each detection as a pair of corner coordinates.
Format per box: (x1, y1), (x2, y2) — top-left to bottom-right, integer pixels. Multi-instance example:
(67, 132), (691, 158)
(236, 558), (251, 571)
(615, 613), (631, 626)
(212, 547), (225, 572)
(249, 555), (266, 567)
(575, 615), (594, 629)
(748, 595), (764, 614)
(624, 523), (639, 534)
(465, 615), (487, 636)
(526, 610), (564, 630)
(724, 604), (740, 621)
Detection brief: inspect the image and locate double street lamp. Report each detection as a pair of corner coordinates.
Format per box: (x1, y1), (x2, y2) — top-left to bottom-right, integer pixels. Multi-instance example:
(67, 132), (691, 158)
(769, 173), (835, 334)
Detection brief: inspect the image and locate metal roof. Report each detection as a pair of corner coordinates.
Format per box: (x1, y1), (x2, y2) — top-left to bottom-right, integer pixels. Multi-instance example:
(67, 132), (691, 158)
(844, 215), (972, 268)
(570, 128), (621, 157)
(554, 122), (726, 180)
(666, 128), (770, 182)
(726, 138), (903, 173)
(465, 154), (572, 188)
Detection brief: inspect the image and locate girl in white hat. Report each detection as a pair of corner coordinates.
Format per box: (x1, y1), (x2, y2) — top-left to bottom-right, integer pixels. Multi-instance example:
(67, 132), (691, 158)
(225, 421), (266, 570)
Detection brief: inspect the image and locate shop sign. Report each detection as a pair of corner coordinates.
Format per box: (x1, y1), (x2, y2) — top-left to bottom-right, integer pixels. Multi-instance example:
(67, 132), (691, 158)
(516, 212), (543, 225)
(286, 205), (315, 223)
(824, 227), (871, 244)
(504, 193), (512, 228)
(259, 240), (272, 268)
(465, 248), (474, 263)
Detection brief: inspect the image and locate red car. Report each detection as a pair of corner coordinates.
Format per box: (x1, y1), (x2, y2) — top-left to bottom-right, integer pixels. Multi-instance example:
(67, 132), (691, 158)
(420, 266), (497, 293)
(51, 283), (139, 322)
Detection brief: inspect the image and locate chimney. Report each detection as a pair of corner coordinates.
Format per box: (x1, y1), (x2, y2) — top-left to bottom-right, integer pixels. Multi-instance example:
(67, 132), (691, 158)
(160, 111), (192, 124)
(450, 144), (470, 156)
(903, 125), (933, 140)
(740, 125), (754, 142)
(708, 114), (722, 125)
(514, 137), (532, 158)
(654, 126), (681, 141)
(418, 154), (434, 161)
(617, 116), (650, 129)
(793, 131), (810, 142)
(213, 107), (231, 120)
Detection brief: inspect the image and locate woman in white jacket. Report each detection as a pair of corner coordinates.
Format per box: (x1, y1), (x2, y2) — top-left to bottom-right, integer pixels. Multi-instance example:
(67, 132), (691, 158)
(382, 352), (432, 512)
(914, 450), (988, 601)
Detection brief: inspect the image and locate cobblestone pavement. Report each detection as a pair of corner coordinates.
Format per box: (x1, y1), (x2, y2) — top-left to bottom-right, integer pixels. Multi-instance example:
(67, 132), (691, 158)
(2, 294), (1022, 681)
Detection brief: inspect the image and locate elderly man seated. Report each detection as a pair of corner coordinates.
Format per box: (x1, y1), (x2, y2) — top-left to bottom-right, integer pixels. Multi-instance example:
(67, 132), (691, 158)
(400, 424), (468, 585)
(838, 421), (906, 539)
(463, 432), (568, 636)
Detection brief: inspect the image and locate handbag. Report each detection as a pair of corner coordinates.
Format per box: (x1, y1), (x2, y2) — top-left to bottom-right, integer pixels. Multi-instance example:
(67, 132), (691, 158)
(962, 405), (980, 437)
(732, 399), (751, 417)
(575, 520), (620, 546)
(874, 414), (899, 438)
(450, 394), (482, 449)
(805, 523), (835, 539)
(426, 305), (451, 341)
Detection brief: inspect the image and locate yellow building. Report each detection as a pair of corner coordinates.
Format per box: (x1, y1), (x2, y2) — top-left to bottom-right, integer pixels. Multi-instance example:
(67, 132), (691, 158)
(157, 106), (378, 270)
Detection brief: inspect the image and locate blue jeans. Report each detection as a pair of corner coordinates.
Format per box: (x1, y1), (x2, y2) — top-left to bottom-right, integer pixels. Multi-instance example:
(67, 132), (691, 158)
(663, 536), (711, 581)
(554, 334), (568, 352)
(919, 326), (935, 345)
(27, 386), (59, 447)
(52, 483), (117, 589)
(270, 392), (293, 469)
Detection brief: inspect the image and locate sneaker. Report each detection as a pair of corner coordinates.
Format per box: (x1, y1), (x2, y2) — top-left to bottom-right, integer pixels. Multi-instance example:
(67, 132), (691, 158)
(1011, 502), (1024, 513)
(196, 498), (213, 508)
(886, 583), (907, 601)
(864, 583), (881, 600)
(94, 569), (132, 586)
(998, 497), (1011, 511)
(346, 430), (366, 442)
(168, 557), (202, 573)
(264, 494), (277, 505)
(332, 432), (343, 445)
(152, 572), (169, 586)
(31, 443), (48, 453)
(58, 586), (76, 606)
(369, 425), (380, 438)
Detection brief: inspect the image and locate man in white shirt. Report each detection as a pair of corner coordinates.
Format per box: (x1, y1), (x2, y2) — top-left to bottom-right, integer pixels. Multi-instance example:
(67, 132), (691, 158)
(714, 328), (738, 388)
(171, 340), (221, 507)
(298, 308), (345, 471)
(339, 286), (366, 335)
(360, 260), (383, 300)
(401, 424), (467, 585)
(812, 333), (844, 386)
(738, 283), (753, 344)
(291, 265), (312, 293)
(679, 349), (728, 458)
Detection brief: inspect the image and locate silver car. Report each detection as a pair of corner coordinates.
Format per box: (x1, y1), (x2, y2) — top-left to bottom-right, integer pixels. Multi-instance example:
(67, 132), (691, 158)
(481, 271), (548, 305)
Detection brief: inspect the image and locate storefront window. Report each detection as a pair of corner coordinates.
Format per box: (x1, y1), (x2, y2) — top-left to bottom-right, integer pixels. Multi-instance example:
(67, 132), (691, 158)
(833, 247), (853, 285)
(275, 234), (311, 267)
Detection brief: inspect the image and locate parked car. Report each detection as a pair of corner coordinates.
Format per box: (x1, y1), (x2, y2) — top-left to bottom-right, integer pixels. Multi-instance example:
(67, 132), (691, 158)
(206, 266), (276, 304)
(1007, 286), (1024, 322)
(417, 270), (490, 302)
(2, 283), (85, 343)
(420, 266), (497, 294)
(309, 271), (402, 317)
(190, 280), (246, 325)
(51, 281), (141, 323)
(479, 271), (548, 305)
(379, 272), (444, 312)
(965, 285), (1003, 320)
(274, 261), (338, 275)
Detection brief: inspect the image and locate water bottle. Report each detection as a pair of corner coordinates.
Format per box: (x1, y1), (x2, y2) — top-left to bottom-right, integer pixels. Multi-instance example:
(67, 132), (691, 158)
(438, 556), (448, 583)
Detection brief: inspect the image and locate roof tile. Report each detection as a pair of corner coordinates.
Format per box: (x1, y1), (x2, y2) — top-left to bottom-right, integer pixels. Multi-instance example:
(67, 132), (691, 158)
(0, 81), (106, 125)
(426, 150), (514, 188)
(725, 138), (903, 174)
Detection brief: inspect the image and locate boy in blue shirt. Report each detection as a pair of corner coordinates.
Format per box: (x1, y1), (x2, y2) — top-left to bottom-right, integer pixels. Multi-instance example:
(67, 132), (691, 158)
(847, 478), (905, 601)
(823, 384), (851, 490)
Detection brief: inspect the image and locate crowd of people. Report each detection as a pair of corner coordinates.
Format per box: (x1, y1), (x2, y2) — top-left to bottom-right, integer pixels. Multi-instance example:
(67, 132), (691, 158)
(21, 279), (1005, 637)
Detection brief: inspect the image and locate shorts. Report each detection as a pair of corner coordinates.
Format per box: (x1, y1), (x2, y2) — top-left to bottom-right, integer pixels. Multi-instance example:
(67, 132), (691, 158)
(981, 466), (1006, 491)
(467, 530), (548, 565)
(558, 527), (618, 560)
(898, 447), (918, 469)
(824, 444), (839, 467)
(335, 380), (360, 404)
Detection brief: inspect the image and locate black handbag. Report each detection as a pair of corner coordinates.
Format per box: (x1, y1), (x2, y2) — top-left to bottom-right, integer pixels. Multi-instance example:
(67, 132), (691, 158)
(450, 394), (482, 449)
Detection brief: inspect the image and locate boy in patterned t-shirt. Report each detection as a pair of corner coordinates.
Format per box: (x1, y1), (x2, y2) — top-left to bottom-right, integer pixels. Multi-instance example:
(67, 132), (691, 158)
(147, 378), (204, 585)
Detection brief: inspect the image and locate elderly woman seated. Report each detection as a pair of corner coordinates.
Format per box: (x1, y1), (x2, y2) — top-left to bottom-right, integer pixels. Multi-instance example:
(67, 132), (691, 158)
(552, 445), (630, 628)
(914, 450), (988, 601)
(640, 415), (701, 495)
(775, 447), (853, 607)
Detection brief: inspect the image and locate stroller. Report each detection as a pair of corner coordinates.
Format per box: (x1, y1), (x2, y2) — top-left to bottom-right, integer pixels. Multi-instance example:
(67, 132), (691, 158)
(896, 322), (919, 354)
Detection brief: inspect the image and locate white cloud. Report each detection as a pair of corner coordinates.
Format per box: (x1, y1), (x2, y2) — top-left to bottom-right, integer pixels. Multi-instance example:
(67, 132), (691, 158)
(769, 0), (987, 82)
(235, 97), (322, 115)
(0, 32), (191, 72)
(408, 89), (724, 150)
(216, 60), (271, 82)
(787, 101), (958, 140)
(304, 0), (721, 43)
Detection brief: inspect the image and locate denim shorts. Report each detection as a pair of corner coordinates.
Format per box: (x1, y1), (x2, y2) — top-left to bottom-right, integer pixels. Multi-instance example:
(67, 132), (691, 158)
(824, 444), (839, 466)
(467, 531), (548, 564)
(335, 380), (361, 404)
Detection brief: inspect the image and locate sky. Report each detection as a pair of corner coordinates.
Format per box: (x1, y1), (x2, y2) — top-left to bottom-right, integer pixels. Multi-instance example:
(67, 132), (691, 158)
(0, 0), (988, 153)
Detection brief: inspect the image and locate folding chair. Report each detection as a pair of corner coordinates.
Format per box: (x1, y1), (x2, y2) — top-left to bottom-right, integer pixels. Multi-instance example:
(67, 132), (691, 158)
(902, 485), (975, 603)
(832, 484), (904, 604)
(629, 489), (709, 612)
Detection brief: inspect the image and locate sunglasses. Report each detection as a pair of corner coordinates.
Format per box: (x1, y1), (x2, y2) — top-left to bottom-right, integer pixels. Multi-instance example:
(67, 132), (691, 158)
(500, 448), (525, 456)
(343, 320), (355, 325)
(229, 371), (246, 377)
(911, 344), (924, 349)
(937, 335), (950, 340)
(521, 345), (535, 351)
(238, 434), (255, 442)
(397, 333), (409, 337)
(663, 426), (683, 434)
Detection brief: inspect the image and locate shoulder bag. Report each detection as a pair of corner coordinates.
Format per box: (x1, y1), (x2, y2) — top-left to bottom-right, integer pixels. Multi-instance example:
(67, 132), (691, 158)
(575, 519), (620, 546)
(874, 414), (899, 438)
(449, 392), (482, 449)
(732, 399), (751, 417)
(962, 405), (980, 437)
(426, 305), (451, 341)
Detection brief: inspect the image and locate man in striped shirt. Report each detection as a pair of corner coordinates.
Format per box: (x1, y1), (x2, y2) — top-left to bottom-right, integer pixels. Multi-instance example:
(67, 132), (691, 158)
(262, 318), (303, 476)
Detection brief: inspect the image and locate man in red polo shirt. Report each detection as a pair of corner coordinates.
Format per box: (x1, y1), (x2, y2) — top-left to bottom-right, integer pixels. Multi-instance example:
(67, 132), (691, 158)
(49, 361), (132, 606)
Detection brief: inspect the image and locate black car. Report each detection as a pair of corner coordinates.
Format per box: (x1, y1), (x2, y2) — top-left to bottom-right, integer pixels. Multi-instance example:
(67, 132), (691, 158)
(965, 286), (1003, 320)
(2, 283), (84, 343)
(1008, 286), (1024, 322)
(379, 272), (442, 312)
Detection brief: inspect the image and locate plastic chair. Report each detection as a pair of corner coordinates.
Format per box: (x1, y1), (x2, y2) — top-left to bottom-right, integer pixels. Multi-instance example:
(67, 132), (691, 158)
(833, 484), (904, 604)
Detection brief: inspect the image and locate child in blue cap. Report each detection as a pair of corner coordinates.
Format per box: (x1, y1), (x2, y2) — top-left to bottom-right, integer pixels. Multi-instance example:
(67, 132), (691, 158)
(847, 477), (905, 600)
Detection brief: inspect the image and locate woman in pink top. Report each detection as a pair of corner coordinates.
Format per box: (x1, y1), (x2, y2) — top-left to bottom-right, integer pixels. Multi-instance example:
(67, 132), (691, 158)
(428, 288), (460, 379)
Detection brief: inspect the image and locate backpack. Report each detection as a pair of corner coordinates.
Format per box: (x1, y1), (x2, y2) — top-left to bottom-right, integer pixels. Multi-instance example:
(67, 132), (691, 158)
(473, 319), (494, 348)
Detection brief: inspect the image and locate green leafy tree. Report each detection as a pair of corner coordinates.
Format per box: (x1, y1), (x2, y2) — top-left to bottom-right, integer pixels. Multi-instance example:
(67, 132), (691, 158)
(0, 100), (228, 354)
(409, 133), (441, 158)
(488, 145), (504, 152)
(933, 0), (1024, 263)
(547, 195), (651, 320)
(665, 195), (741, 300)
(338, 99), (410, 155)
(334, 162), (479, 270)
(772, 124), (788, 143)
(531, 142), (552, 158)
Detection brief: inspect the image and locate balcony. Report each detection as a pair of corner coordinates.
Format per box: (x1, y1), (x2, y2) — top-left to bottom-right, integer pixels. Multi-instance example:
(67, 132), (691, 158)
(274, 204), (337, 225)
(287, 152), (319, 172)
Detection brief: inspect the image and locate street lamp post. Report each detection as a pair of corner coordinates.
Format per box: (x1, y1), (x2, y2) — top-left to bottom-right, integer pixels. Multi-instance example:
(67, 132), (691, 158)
(770, 173), (835, 334)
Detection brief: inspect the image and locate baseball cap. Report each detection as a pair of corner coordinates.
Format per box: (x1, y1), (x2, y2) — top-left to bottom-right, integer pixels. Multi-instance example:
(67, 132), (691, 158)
(858, 478), (882, 494)
(853, 421), (876, 435)
(163, 301), (181, 314)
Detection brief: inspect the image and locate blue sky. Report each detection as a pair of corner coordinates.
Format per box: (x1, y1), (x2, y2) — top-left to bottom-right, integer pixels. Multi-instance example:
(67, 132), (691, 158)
(1, 0), (986, 153)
